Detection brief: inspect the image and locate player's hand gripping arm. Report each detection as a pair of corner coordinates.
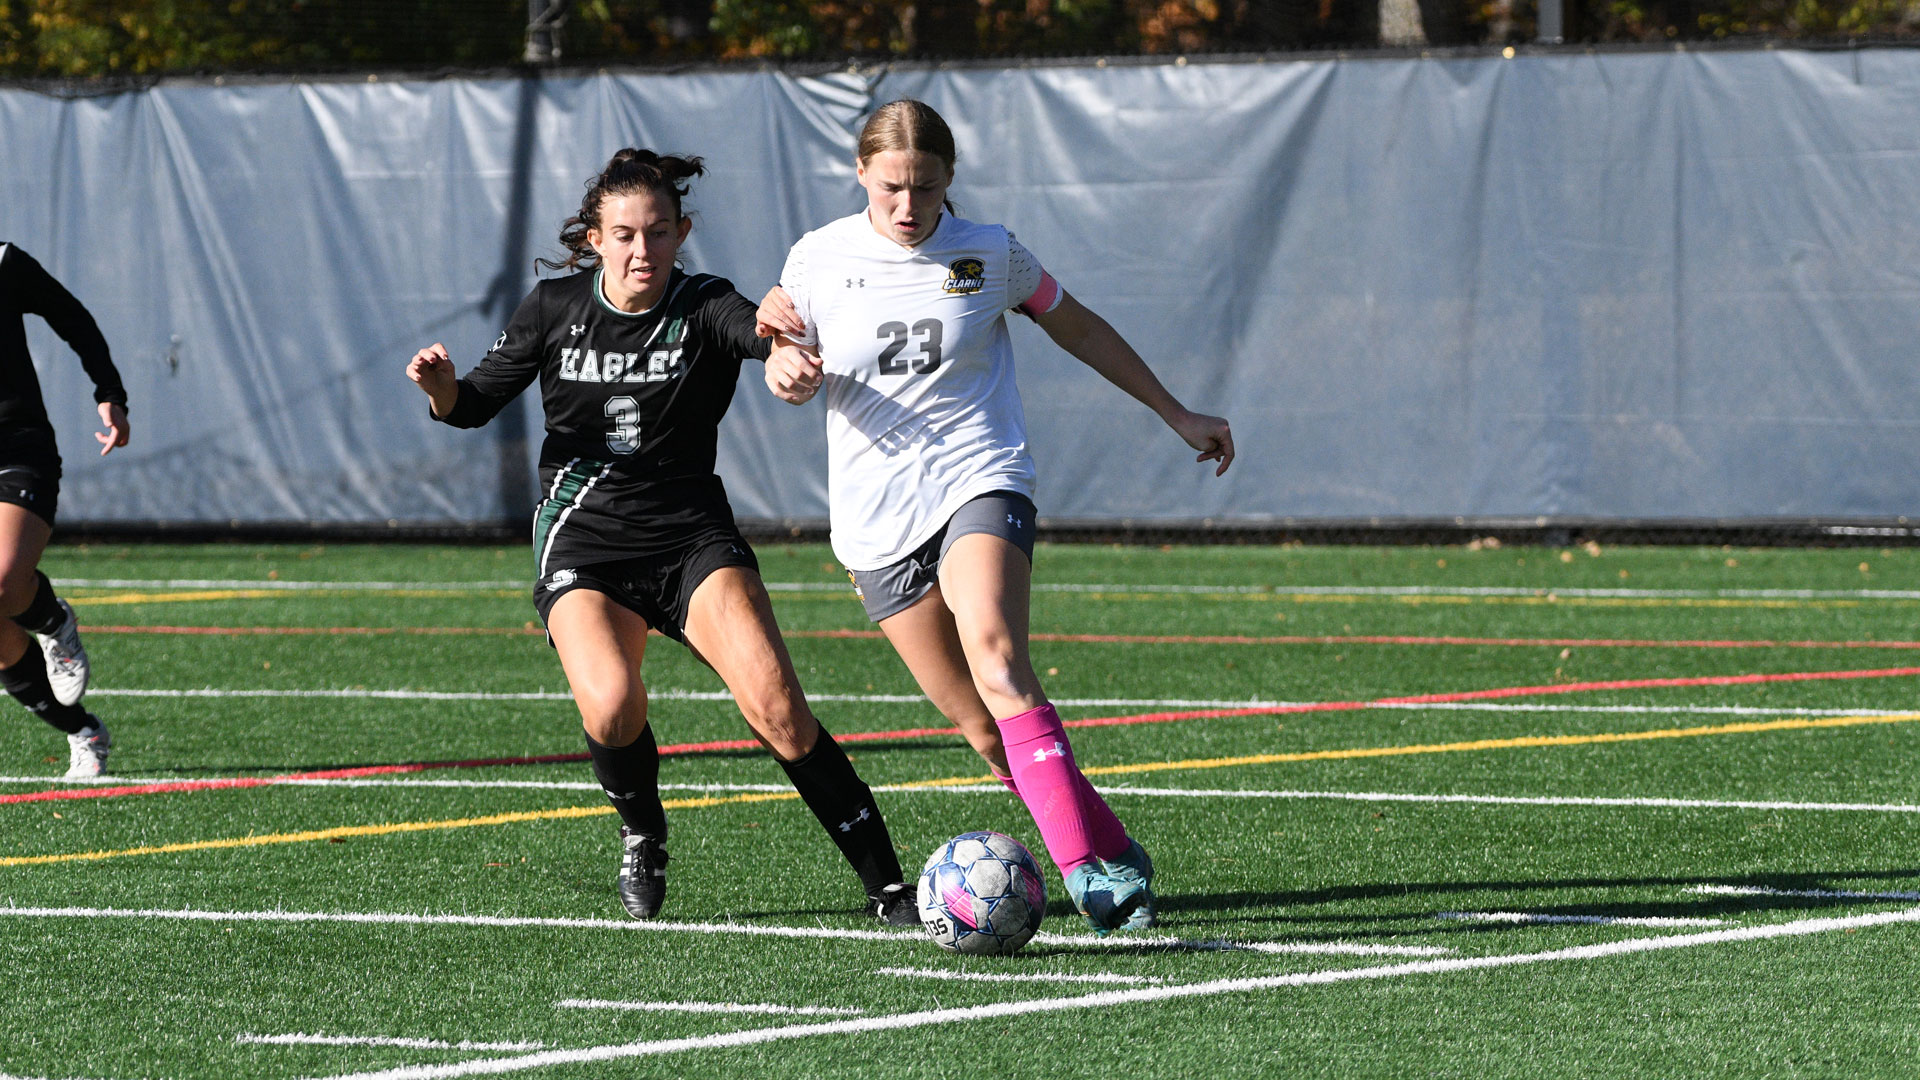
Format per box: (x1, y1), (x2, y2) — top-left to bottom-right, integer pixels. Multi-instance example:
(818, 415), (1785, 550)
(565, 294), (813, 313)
(755, 286), (805, 340)
(1032, 293), (1235, 476)
(406, 343), (461, 419)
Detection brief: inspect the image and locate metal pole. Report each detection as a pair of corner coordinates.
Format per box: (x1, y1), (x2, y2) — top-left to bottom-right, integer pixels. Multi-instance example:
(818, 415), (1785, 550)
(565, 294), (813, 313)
(526, 0), (570, 64)
(1538, 0), (1564, 42)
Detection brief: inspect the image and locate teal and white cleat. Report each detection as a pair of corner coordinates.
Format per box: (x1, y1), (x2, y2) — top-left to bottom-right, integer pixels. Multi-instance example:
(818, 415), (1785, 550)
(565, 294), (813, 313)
(1064, 863), (1146, 936)
(1103, 838), (1156, 931)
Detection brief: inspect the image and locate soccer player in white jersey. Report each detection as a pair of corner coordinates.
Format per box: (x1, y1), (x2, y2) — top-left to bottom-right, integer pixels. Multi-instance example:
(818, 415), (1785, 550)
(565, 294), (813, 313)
(758, 100), (1234, 933)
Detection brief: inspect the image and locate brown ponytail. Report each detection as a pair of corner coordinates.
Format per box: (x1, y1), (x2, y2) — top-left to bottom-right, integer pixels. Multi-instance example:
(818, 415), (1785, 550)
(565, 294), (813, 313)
(539, 149), (706, 273)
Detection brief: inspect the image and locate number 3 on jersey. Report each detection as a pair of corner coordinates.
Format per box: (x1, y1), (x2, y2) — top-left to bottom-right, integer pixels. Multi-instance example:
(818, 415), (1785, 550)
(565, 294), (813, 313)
(876, 319), (944, 375)
(605, 396), (641, 455)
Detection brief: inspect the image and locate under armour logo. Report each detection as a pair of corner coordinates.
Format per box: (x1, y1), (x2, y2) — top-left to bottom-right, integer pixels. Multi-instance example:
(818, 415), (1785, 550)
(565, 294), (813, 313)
(845, 278), (865, 288)
(1033, 741), (1065, 763)
(570, 324), (586, 336)
(1007, 514), (1023, 529)
(838, 806), (872, 832)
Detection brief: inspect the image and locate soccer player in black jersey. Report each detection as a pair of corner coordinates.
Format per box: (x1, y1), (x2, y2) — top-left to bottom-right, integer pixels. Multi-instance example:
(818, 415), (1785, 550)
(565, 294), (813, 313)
(0, 243), (129, 778)
(406, 150), (915, 924)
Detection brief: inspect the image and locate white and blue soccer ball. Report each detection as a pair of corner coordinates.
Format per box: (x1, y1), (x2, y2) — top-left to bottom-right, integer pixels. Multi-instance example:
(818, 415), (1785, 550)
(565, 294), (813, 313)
(916, 830), (1046, 955)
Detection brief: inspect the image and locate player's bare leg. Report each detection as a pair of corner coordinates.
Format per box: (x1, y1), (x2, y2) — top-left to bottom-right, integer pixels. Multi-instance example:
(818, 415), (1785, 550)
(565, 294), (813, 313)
(0, 504), (88, 706)
(684, 566), (912, 922)
(0, 505), (103, 775)
(936, 532), (1152, 932)
(874, 587), (1012, 776)
(547, 589), (667, 917)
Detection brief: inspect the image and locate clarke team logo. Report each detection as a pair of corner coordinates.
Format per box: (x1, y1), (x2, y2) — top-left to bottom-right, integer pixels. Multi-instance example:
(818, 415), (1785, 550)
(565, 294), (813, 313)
(942, 257), (986, 294)
(544, 568), (577, 592)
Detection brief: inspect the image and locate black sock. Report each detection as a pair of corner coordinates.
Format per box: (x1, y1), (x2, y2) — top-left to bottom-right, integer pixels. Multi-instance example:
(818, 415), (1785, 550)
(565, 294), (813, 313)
(585, 726), (666, 839)
(11, 571), (62, 636)
(779, 724), (904, 897)
(1, 639), (90, 734)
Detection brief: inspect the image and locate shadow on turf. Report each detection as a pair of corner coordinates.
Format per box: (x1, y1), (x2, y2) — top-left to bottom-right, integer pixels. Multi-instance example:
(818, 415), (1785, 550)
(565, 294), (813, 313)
(1138, 867), (1920, 940)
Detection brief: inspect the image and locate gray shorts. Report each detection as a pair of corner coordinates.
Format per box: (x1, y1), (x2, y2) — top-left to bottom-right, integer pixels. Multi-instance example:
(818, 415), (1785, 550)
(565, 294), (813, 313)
(849, 491), (1037, 623)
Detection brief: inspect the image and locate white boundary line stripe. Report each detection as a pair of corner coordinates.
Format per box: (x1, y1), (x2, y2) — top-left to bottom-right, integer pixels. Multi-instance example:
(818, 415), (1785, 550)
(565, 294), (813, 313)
(1024, 933), (1452, 957)
(306, 906), (1920, 1080)
(0, 905), (1375, 955)
(239, 1034), (545, 1051)
(554, 1000), (863, 1016)
(6, 774), (1920, 818)
(1689, 884), (1920, 902)
(69, 688), (1920, 719)
(876, 966), (1164, 985)
(0, 906), (915, 943)
(54, 578), (1920, 601)
(1099, 786), (1920, 814)
(1436, 911), (1725, 928)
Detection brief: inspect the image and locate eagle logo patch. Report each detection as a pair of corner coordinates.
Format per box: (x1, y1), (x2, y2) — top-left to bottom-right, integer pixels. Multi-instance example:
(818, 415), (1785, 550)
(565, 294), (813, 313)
(943, 258), (986, 295)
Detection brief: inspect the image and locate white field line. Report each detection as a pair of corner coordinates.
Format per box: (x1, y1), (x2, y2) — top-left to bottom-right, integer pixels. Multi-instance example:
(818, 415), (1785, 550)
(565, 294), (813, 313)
(6, 773), (1920, 820)
(1689, 884), (1920, 902)
(70, 687), (1920, 720)
(0, 1074), (151, 1080)
(876, 966), (1164, 985)
(0, 906), (914, 943)
(1436, 911), (1725, 928)
(554, 1000), (862, 1016)
(305, 906), (1920, 1080)
(0, 905), (1391, 955)
(1028, 934), (1451, 957)
(55, 577), (1920, 601)
(1099, 786), (1920, 815)
(77, 688), (1308, 708)
(239, 1034), (544, 1052)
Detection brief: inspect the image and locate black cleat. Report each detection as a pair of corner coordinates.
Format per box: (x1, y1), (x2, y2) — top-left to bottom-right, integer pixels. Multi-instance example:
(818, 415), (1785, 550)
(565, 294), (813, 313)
(870, 882), (919, 927)
(617, 827), (668, 919)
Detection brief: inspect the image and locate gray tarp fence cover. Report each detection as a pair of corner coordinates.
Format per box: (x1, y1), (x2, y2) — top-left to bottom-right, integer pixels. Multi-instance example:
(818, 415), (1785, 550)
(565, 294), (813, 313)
(2, 50), (1917, 527)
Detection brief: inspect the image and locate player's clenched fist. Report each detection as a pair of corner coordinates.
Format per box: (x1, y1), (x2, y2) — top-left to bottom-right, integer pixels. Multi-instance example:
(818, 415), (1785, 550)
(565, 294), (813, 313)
(765, 344), (824, 405)
(406, 343), (460, 418)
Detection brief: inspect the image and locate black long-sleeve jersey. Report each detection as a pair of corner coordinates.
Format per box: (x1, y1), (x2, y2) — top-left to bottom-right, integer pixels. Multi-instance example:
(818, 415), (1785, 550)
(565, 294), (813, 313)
(437, 267), (771, 564)
(0, 244), (127, 440)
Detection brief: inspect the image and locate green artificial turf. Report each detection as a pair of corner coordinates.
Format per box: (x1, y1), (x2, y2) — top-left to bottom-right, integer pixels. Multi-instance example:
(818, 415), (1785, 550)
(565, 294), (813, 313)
(3, 541), (1919, 1078)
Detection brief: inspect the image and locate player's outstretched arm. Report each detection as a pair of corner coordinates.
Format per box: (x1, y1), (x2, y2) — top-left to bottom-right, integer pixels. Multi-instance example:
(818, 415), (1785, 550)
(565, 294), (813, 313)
(1032, 293), (1234, 476)
(95, 402), (129, 456)
(406, 343), (461, 419)
(765, 343), (824, 405)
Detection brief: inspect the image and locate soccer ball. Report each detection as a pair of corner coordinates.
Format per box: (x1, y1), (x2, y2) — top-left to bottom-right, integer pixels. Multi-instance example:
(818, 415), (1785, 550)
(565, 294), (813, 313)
(916, 830), (1047, 955)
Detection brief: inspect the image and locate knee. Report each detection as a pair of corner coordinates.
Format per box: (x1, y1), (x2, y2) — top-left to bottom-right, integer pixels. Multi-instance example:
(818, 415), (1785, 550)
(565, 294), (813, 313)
(962, 644), (1036, 705)
(737, 690), (815, 756)
(575, 678), (648, 746)
(0, 563), (37, 616)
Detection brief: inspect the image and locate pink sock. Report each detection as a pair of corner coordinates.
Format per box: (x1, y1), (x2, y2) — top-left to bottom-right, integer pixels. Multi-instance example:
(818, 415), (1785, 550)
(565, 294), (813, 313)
(1074, 769), (1132, 862)
(991, 765), (1020, 794)
(996, 703), (1129, 875)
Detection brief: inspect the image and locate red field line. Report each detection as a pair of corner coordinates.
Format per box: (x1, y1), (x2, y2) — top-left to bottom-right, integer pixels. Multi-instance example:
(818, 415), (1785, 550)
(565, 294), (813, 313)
(10, 664), (1920, 807)
(83, 624), (1920, 650)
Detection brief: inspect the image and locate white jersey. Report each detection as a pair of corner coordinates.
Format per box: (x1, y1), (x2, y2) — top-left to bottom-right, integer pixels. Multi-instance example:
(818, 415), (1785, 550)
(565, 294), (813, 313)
(781, 211), (1062, 571)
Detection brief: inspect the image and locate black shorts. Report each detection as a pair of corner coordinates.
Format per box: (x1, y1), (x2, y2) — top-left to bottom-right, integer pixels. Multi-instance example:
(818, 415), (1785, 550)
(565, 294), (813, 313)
(531, 530), (759, 644)
(0, 434), (62, 527)
(849, 490), (1037, 622)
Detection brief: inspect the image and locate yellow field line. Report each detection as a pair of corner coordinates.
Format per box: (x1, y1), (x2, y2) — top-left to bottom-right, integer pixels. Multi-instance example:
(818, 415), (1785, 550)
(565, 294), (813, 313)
(1079, 711), (1920, 777)
(0, 790), (799, 867)
(13, 711), (1920, 867)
